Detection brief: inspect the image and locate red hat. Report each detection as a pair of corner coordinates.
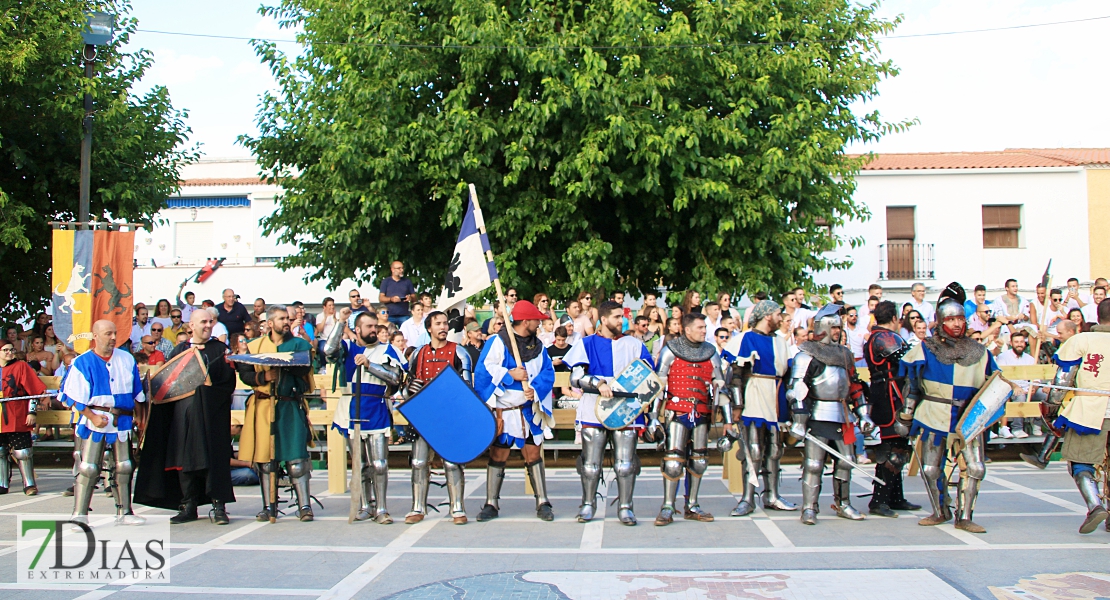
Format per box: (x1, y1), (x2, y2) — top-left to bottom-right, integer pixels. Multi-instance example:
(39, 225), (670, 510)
(511, 300), (550, 321)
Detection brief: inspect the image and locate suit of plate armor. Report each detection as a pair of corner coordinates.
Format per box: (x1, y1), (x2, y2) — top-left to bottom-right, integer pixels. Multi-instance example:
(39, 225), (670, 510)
(787, 307), (874, 525)
(651, 335), (726, 526)
(402, 341), (473, 524)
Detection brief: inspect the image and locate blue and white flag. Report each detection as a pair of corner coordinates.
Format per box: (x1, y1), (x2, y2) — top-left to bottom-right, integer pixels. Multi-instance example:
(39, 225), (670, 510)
(435, 189), (498, 339)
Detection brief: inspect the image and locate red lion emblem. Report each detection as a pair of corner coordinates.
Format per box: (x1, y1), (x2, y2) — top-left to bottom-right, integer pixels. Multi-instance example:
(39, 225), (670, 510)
(1083, 353), (1104, 377)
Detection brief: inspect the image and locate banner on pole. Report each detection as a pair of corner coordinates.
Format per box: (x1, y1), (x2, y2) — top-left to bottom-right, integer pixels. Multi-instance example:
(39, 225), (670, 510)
(52, 228), (135, 352)
(434, 193), (498, 340)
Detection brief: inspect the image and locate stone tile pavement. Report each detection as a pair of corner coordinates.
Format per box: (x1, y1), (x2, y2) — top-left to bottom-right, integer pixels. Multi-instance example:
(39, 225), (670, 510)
(0, 461), (1107, 599)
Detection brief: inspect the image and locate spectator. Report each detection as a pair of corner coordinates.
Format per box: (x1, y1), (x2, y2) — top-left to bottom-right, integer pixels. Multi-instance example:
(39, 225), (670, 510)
(857, 283), (883, 324)
(533, 293), (557, 322)
(714, 327), (731, 356)
(717, 292), (740, 322)
(317, 297), (338, 340)
(229, 422), (260, 486)
(399, 302), (429, 348)
(419, 292), (433, 312)
(389, 331), (407, 360)
(570, 297), (594, 337)
(538, 315), (557, 346)
(1030, 287), (1067, 335)
(134, 352), (150, 366)
(149, 322), (174, 356)
(670, 305), (684, 320)
(166, 309), (187, 340)
(130, 305), (152, 352)
(151, 299), (174, 330)
(969, 303), (1004, 341)
(995, 331), (1034, 439)
(200, 299), (216, 309)
(900, 302), (913, 320)
(345, 289), (370, 332)
(290, 302), (315, 342)
(720, 315), (739, 338)
(703, 302), (723, 331)
(843, 306), (866, 367)
(908, 282), (936, 328)
(229, 332), (250, 355)
(742, 291), (769, 330)
(462, 321), (483, 365)
(483, 316), (504, 338)
(140, 336), (166, 365)
(680, 290), (701, 316)
(176, 283), (199, 322)
(1068, 307), (1085, 328)
(207, 307), (229, 343)
(912, 319), (929, 343)
(375, 324), (392, 346)
(54, 350), (77, 378)
(504, 288), (519, 316)
(25, 335), (55, 375)
(634, 315), (663, 362)
(547, 326), (573, 398)
(900, 310), (923, 342)
(964, 284), (987, 318)
(792, 287), (816, 327)
(639, 293), (659, 318)
(42, 323), (60, 349)
(374, 305), (390, 327)
(216, 288), (251, 337)
(251, 298), (267, 322)
(664, 317), (682, 344)
(829, 284), (844, 305)
(991, 278), (1030, 333)
(175, 331), (189, 344)
(1063, 277), (1088, 310)
(378, 260), (416, 327)
(1081, 285), (1105, 324)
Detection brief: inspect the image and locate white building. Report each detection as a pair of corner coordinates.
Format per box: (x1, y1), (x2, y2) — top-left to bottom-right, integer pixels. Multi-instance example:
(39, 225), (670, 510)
(133, 158), (368, 308)
(814, 148), (1110, 306)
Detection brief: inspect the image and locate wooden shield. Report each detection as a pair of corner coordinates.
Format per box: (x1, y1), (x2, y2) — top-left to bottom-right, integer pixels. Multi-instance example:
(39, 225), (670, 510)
(148, 348), (209, 404)
(595, 359), (665, 430)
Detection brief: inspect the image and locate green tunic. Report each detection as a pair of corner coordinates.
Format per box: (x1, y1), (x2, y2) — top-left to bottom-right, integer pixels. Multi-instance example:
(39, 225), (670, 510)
(238, 336), (315, 463)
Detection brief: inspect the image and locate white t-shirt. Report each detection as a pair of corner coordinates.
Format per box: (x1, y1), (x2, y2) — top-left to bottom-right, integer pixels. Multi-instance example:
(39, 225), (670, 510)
(212, 322), (228, 342)
(1081, 302), (1100, 324)
(995, 349), (1035, 366)
(990, 295), (1030, 322)
(846, 327), (867, 360)
(792, 307), (816, 329)
(129, 322), (151, 351)
(400, 316), (429, 349)
(1030, 300), (1067, 334)
(908, 299), (935, 324)
(1065, 291), (1091, 311)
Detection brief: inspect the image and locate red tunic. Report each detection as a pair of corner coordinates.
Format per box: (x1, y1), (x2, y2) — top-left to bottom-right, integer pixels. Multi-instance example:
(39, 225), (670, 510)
(413, 342), (458, 381)
(665, 358), (714, 416)
(1, 360), (46, 433)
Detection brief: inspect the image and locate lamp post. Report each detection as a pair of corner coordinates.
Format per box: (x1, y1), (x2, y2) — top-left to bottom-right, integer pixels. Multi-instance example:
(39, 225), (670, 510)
(79, 11), (116, 229)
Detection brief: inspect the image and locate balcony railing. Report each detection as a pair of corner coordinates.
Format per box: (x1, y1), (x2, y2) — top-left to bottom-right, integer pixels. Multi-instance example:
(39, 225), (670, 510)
(878, 242), (935, 281)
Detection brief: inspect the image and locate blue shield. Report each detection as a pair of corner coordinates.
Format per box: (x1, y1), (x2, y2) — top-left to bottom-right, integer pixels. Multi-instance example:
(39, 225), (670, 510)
(397, 368), (496, 464)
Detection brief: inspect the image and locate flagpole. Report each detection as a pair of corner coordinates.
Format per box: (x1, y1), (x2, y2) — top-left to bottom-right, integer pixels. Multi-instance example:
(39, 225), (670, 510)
(468, 184), (531, 394)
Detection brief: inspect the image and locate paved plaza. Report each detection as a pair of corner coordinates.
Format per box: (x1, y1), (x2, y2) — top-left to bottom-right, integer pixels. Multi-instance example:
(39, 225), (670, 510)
(1, 460), (1108, 599)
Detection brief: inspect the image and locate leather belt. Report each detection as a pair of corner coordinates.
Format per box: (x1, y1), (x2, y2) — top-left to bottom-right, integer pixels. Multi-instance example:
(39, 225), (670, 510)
(749, 374), (780, 380)
(924, 394), (965, 407)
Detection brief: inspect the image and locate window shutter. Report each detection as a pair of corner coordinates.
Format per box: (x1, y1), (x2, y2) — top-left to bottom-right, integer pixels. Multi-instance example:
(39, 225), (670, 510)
(886, 207), (915, 240)
(175, 221), (214, 259)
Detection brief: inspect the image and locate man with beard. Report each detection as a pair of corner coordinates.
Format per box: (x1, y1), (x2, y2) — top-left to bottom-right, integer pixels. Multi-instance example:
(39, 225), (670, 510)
(652, 313), (726, 526)
(788, 304), (875, 525)
(237, 305), (317, 522)
(474, 300), (556, 522)
(135, 309), (237, 525)
(899, 283), (1000, 533)
(723, 300), (797, 516)
(59, 320), (146, 525)
(0, 340), (46, 495)
(863, 300), (921, 518)
(326, 307), (406, 523)
(566, 301), (655, 525)
(402, 311), (472, 524)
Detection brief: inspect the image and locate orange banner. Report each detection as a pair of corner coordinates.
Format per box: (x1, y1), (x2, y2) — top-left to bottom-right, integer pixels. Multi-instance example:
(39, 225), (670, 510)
(89, 230), (135, 344)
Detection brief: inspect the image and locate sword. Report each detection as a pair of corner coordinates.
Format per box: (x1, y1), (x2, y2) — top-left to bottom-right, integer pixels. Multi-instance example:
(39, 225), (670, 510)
(1009, 380), (1110, 396)
(349, 366), (363, 524)
(803, 431), (886, 486)
(0, 393), (56, 403)
(726, 425), (760, 487)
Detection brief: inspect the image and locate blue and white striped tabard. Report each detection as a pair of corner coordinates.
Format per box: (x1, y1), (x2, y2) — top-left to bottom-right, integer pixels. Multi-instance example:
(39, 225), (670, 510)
(59, 349), (146, 443)
(474, 334), (555, 448)
(723, 330), (790, 429)
(563, 334), (655, 428)
(331, 340), (407, 437)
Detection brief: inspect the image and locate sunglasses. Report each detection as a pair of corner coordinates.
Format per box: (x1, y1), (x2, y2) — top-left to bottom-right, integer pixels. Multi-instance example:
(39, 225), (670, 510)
(151, 328), (163, 332)
(583, 296), (592, 300)
(143, 341), (154, 346)
(171, 315), (181, 319)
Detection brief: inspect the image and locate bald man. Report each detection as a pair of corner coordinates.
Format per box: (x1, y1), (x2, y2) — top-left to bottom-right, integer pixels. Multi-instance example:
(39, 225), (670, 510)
(59, 320), (147, 525)
(135, 310), (237, 525)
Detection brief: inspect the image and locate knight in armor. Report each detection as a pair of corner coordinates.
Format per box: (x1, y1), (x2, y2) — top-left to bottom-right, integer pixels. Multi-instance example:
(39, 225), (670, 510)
(401, 310), (473, 525)
(722, 300), (797, 516)
(898, 283), (999, 533)
(134, 309), (237, 525)
(863, 300), (921, 517)
(473, 300), (556, 522)
(1047, 299), (1110, 534)
(787, 304), (874, 525)
(59, 320), (146, 525)
(236, 305), (317, 522)
(652, 312), (726, 526)
(0, 340), (47, 495)
(566, 300), (655, 525)
(325, 307), (406, 524)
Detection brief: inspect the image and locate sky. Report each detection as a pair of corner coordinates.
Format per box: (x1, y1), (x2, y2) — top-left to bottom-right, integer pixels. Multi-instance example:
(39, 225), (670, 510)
(126, 0), (1110, 159)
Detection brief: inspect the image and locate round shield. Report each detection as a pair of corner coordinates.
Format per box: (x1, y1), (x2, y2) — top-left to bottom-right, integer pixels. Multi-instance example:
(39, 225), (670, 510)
(148, 348), (209, 404)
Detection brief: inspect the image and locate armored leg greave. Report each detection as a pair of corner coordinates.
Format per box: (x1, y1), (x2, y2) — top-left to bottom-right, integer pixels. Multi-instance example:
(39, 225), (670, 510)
(444, 460), (466, 518)
(1021, 434), (1059, 469)
(367, 432), (390, 520)
(73, 436), (106, 519)
(684, 423), (710, 512)
(831, 438), (862, 520)
(955, 436), (986, 529)
(917, 441), (948, 523)
(761, 426), (795, 510)
(287, 458), (313, 518)
(0, 447), (10, 491)
(613, 428), (639, 525)
(255, 461), (276, 520)
(659, 419), (690, 514)
(485, 461), (506, 510)
(1074, 468), (1109, 534)
(11, 447), (36, 493)
(800, 437), (827, 525)
(409, 436), (433, 518)
(110, 440), (136, 517)
(526, 459), (550, 508)
(576, 428), (606, 522)
(733, 423), (762, 515)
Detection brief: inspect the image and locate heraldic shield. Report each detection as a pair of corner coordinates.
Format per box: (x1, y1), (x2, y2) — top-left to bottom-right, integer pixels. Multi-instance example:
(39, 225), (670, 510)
(149, 348), (209, 404)
(595, 358), (664, 430)
(230, 350), (314, 367)
(397, 367), (497, 464)
(952, 371), (1015, 450)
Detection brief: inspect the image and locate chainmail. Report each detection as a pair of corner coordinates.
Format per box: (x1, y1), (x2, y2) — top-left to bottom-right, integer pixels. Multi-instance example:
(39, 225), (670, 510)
(498, 328), (544, 363)
(922, 335), (986, 366)
(797, 341), (855, 369)
(666, 336), (718, 362)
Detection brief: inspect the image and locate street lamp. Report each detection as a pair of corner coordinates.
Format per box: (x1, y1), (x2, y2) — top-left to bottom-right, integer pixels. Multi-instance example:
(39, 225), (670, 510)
(79, 11), (116, 229)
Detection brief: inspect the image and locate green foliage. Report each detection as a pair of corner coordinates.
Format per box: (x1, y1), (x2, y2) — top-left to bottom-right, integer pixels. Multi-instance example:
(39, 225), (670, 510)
(245, 0), (909, 302)
(0, 0), (196, 320)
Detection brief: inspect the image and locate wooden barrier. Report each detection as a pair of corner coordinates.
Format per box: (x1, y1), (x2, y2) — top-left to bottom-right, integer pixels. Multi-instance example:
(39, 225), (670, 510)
(20, 361), (1084, 496)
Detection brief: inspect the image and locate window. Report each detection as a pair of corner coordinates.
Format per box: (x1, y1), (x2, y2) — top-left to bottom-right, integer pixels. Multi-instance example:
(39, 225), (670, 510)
(885, 207), (915, 279)
(982, 205), (1021, 248)
(175, 221), (213, 259)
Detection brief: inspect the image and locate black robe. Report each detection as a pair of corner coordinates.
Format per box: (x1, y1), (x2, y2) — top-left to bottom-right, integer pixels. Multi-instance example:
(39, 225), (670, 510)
(134, 340), (236, 509)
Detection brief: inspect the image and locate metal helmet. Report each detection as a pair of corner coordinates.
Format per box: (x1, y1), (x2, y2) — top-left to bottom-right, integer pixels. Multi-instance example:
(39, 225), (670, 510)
(936, 298), (967, 339)
(811, 303), (844, 345)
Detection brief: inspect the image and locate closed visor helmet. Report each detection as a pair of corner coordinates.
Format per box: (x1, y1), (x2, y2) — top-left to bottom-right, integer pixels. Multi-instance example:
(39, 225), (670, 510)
(937, 298), (967, 338)
(811, 303), (843, 344)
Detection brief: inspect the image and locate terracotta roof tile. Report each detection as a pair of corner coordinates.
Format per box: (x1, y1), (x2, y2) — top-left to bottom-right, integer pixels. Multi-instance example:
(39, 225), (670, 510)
(179, 177), (266, 186)
(858, 148), (1110, 170)
(1006, 148), (1110, 165)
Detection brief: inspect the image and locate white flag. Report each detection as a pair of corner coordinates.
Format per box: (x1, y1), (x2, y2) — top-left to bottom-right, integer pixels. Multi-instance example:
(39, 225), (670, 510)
(435, 192), (498, 340)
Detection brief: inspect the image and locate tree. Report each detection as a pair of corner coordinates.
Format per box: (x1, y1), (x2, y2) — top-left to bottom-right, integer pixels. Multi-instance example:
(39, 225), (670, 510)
(245, 0), (909, 302)
(0, 0), (196, 321)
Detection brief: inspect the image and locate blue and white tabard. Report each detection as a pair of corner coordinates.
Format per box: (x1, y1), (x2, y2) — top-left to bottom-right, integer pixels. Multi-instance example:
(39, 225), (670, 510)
(59, 349), (146, 443)
(723, 330), (790, 429)
(331, 340), (407, 438)
(474, 334), (555, 448)
(563, 334), (655, 428)
(899, 342), (998, 444)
